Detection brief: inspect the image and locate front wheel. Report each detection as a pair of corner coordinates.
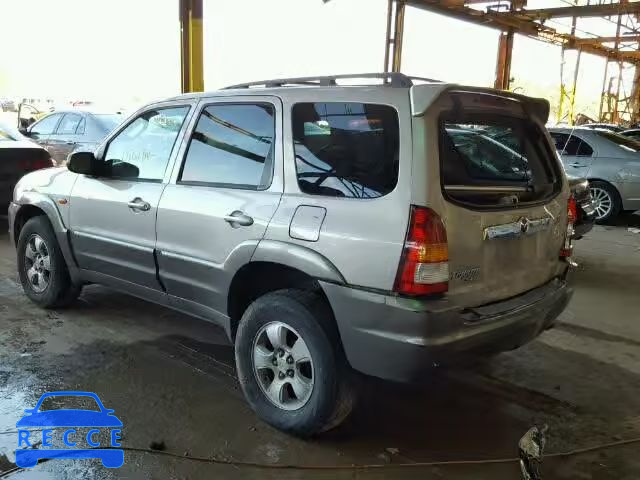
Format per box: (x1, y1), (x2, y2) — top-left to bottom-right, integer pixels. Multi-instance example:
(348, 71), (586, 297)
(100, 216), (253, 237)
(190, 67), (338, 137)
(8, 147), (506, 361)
(17, 216), (81, 308)
(235, 289), (354, 437)
(589, 180), (621, 224)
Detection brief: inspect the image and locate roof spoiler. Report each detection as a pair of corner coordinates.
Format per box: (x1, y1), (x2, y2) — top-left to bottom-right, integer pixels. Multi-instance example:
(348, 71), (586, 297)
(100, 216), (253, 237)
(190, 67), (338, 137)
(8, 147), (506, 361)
(410, 84), (550, 123)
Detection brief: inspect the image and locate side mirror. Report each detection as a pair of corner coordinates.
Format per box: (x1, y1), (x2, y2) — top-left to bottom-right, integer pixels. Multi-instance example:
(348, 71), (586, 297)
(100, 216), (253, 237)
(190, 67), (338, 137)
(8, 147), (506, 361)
(18, 126), (30, 136)
(67, 151), (100, 175)
(110, 161), (140, 179)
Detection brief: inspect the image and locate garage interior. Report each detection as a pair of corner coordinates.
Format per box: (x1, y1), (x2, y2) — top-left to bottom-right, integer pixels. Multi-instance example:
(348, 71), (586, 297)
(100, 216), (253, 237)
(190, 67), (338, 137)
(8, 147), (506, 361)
(2, 1), (640, 479)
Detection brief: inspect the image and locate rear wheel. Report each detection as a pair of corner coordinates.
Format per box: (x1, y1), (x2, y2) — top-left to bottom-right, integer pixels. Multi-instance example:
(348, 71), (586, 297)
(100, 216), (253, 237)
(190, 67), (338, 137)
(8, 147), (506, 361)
(17, 216), (81, 308)
(235, 289), (354, 437)
(589, 180), (621, 224)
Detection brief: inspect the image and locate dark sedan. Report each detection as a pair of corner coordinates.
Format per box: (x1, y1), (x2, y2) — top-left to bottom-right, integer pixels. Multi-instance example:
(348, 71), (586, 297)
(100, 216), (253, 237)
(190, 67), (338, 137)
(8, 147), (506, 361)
(0, 122), (54, 210)
(20, 110), (124, 165)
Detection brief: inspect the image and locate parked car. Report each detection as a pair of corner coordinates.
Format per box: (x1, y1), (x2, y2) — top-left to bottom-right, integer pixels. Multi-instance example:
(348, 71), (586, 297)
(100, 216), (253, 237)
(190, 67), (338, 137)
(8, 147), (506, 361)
(0, 121), (54, 211)
(567, 175), (596, 239)
(620, 128), (640, 142)
(580, 123), (624, 133)
(19, 110), (124, 165)
(1, 98), (17, 112)
(549, 126), (640, 223)
(8, 73), (574, 436)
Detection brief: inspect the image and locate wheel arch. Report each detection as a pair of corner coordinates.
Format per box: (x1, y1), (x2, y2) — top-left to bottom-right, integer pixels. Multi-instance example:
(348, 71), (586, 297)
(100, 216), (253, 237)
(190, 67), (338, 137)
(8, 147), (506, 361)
(227, 257), (343, 342)
(12, 196), (80, 283)
(12, 204), (49, 246)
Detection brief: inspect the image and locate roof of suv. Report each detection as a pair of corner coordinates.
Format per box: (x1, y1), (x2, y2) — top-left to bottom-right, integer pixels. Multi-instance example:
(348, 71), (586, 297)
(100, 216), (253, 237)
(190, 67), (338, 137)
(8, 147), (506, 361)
(167, 73), (445, 101)
(161, 72), (551, 122)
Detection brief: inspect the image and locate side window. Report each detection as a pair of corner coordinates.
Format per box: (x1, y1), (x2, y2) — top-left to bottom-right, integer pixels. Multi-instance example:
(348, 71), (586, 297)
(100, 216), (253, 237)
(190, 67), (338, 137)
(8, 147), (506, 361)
(550, 133), (569, 152)
(557, 134), (593, 157)
(103, 106), (189, 181)
(292, 102), (399, 198)
(30, 113), (62, 135)
(576, 138), (593, 156)
(56, 114), (83, 135)
(179, 103), (275, 189)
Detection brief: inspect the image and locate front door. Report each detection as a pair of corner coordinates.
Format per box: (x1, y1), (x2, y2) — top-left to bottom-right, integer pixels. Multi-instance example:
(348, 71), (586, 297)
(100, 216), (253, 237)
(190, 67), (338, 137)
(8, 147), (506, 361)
(69, 104), (193, 290)
(156, 98), (283, 317)
(26, 112), (63, 151)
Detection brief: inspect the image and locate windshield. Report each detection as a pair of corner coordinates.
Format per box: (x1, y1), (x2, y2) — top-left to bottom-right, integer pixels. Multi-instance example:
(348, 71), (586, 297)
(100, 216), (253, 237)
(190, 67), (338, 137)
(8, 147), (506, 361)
(595, 130), (640, 152)
(95, 114), (124, 131)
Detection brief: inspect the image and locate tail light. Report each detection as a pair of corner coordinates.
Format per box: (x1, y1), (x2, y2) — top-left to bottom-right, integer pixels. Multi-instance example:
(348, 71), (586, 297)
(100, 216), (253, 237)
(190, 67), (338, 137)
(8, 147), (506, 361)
(394, 206), (449, 296)
(560, 196), (576, 259)
(567, 195), (578, 225)
(19, 155), (53, 172)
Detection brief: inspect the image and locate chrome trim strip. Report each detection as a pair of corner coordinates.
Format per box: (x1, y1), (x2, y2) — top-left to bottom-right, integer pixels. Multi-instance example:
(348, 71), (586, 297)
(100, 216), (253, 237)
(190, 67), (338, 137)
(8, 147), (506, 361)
(483, 217), (551, 240)
(444, 185), (529, 193)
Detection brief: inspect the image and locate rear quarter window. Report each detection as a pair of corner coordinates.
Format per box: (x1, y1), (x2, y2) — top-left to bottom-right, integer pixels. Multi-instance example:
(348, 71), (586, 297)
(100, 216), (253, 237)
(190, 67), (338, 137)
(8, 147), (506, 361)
(292, 102), (399, 198)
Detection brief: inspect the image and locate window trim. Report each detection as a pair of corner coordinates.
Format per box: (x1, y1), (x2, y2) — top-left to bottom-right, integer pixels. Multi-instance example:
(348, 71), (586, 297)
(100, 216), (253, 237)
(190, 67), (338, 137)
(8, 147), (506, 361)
(97, 104), (192, 184)
(290, 101), (401, 199)
(176, 101), (277, 191)
(75, 116), (86, 135)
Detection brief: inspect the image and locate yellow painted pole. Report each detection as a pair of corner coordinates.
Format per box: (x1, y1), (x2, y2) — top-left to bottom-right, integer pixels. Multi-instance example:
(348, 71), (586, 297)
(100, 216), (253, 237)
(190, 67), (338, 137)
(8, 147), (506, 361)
(180, 0), (204, 93)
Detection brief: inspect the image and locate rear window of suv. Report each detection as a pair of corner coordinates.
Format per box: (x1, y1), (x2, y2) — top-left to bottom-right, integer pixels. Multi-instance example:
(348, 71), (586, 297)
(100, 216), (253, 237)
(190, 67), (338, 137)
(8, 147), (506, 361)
(439, 114), (559, 207)
(292, 102), (399, 198)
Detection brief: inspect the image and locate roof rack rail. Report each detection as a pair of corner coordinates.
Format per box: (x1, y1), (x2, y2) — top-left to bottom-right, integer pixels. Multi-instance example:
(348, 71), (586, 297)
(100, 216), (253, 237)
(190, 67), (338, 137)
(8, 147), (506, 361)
(223, 73), (441, 89)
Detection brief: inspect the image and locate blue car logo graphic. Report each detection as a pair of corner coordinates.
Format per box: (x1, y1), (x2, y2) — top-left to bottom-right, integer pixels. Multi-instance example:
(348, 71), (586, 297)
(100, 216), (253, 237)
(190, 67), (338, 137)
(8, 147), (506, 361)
(15, 391), (123, 468)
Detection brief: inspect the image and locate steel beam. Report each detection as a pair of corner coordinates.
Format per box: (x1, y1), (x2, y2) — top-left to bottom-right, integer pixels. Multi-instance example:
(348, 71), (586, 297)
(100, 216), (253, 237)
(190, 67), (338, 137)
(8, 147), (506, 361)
(510, 2), (640, 20)
(494, 29), (514, 90)
(384, 0), (406, 73)
(572, 34), (640, 45)
(179, 0), (204, 93)
(406, 0), (640, 65)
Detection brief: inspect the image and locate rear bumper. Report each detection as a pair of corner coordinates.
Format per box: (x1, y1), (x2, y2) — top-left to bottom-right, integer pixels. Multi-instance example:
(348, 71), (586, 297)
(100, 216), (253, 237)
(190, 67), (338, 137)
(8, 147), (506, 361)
(322, 276), (572, 382)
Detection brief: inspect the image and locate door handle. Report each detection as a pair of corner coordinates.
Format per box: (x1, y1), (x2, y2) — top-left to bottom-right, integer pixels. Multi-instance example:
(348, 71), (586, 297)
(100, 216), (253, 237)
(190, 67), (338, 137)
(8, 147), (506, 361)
(568, 163), (586, 167)
(224, 210), (254, 227)
(65, 141), (75, 145)
(128, 198), (151, 212)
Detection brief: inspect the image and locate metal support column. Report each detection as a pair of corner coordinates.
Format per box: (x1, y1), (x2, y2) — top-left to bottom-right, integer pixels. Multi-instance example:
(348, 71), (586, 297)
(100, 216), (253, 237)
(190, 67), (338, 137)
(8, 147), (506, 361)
(494, 29), (514, 90)
(180, 0), (204, 93)
(384, 0), (406, 73)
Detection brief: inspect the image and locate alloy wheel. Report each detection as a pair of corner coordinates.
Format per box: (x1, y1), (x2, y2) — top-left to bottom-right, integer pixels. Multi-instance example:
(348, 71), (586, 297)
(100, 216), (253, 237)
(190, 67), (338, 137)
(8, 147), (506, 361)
(252, 321), (314, 411)
(24, 234), (51, 293)
(590, 186), (613, 220)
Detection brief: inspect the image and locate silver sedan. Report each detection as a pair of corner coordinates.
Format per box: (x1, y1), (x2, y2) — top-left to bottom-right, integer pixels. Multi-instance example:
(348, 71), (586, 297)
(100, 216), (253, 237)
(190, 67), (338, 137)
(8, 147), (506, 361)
(549, 127), (640, 222)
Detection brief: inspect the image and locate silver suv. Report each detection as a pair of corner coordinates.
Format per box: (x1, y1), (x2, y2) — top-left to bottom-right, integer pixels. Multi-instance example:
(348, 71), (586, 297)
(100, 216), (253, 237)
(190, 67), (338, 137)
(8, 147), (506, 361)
(9, 73), (574, 436)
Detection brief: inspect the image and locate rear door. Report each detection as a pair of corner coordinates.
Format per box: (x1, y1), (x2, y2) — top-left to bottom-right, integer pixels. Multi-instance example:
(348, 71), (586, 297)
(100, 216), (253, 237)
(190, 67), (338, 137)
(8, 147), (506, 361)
(413, 88), (569, 307)
(549, 131), (595, 177)
(47, 113), (84, 165)
(156, 97), (283, 317)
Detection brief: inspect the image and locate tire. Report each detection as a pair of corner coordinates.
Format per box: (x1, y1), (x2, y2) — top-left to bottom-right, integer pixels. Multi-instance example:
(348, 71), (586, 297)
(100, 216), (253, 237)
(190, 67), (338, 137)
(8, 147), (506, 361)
(589, 180), (621, 224)
(235, 289), (355, 437)
(17, 216), (81, 308)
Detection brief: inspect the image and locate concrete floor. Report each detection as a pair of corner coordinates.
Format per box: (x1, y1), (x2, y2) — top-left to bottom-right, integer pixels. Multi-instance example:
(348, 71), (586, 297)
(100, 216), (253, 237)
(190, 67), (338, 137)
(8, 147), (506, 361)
(1, 215), (639, 479)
